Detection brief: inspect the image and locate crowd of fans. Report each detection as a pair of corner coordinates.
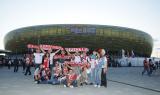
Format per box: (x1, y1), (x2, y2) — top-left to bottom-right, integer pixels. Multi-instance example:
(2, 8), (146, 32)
(23, 46), (108, 88)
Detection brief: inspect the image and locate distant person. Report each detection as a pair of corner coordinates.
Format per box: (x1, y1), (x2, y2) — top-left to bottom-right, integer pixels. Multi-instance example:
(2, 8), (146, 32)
(148, 59), (154, 74)
(14, 58), (19, 72)
(25, 55), (31, 75)
(155, 61), (158, 69)
(142, 58), (150, 76)
(158, 61), (160, 69)
(8, 59), (11, 69)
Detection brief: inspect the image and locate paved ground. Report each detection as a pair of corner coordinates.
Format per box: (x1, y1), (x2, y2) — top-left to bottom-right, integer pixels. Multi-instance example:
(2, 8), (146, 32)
(0, 66), (160, 95)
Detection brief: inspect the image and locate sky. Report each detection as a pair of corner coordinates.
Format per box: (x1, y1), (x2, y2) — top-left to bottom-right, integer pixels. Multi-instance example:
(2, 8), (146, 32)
(0, 0), (160, 57)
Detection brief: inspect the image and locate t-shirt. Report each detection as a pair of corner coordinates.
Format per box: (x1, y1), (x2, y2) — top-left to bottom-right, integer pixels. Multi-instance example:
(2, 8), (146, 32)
(41, 70), (46, 76)
(26, 57), (30, 64)
(98, 56), (107, 68)
(68, 74), (77, 80)
(144, 60), (149, 68)
(90, 55), (96, 68)
(34, 53), (44, 64)
(74, 56), (81, 63)
(43, 58), (49, 68)
(50, 53), (55, 65)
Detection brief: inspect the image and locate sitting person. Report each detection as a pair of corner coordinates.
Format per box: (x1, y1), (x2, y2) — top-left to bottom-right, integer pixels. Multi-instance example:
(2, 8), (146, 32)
(34, 64), (43, 84)
(64, 69), (77, 88)
(77, 66), (88, 86)
(62, 64), (69, 76)
(40, 67), (49, 83)
(45, 67), (51, 80)
(48, 63), (62, 85)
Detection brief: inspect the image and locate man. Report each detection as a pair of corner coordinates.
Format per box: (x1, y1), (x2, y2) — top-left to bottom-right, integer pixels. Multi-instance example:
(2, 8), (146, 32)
(33, 48), (44, 69)
(14, 57), (19, 72)
(25, 55), (31, 75)
(48, 49), (61, 75)
(142, 58), (150, 76)
(8, 59), (11, 69)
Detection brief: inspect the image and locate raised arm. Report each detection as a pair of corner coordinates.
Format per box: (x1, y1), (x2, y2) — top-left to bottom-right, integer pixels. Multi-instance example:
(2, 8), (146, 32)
(40, 46), (46, 54)
(66, 49), (71, 56)
(66, 63), (73, 69)
(54, 49), (61, 55)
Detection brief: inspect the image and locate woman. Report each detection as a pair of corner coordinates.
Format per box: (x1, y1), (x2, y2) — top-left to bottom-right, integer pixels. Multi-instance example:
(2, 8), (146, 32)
(94, 49), (108, 88)
(42, 53), (50, 69)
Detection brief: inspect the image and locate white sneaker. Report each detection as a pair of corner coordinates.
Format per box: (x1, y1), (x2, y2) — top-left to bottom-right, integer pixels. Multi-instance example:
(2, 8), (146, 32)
(34, 81), (38, 84)
(70, 85), (74, 88)
(94, 85), (97, 87)
(64, 85), (67, 88)
(98, 85), (101, 88)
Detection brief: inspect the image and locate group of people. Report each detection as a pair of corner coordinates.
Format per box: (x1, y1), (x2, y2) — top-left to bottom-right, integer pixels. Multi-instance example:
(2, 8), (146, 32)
(26, 46), (109, 88)
(142, 58), (158, 76)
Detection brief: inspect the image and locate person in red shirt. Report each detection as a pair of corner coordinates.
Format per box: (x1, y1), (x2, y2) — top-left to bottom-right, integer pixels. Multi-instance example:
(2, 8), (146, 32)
(64, 69), (77, 88)
(42, 53), (50, 69)
(142, 57), (151, 76)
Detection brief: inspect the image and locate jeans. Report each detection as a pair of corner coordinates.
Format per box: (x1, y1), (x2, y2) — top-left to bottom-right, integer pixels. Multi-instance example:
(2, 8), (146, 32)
(35, 64), (40, 69)
(14, 64), (18, 72)
(101, 68), (107, 87)
(94, 67), (102, 85)
(48, 78), (60, 85)
(90, 68), (95, 84)
(142, 68), (150, 76)
(25, 65), (31, 75)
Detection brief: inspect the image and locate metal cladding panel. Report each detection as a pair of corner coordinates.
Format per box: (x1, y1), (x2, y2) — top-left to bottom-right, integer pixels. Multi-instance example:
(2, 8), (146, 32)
(4, 24), (153, 57)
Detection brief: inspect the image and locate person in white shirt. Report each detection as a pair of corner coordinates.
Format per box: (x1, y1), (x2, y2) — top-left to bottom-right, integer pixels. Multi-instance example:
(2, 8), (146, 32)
(33, 48), (44, 69)
(48, 49), (61, 76)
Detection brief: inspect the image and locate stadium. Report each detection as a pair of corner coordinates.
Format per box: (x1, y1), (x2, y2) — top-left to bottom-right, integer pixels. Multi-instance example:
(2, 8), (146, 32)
(4, 24), (153, 57)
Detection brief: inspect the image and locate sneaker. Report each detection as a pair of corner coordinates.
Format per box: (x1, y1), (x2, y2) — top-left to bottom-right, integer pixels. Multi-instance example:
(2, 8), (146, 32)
(64, 85), (67, 88)
(34, 81), (38, 84)
(98, 85), (101, 88)
(70, 85), (74, 88)
(94, 85), (97, 87)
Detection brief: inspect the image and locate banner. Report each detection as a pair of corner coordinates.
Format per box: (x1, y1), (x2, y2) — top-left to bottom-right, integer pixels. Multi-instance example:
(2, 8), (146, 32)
(64, 61), (89, 67)
(27, 44), (89, 51)
(27, 44), (63, 50)
(65, 48), (89, 52)
(40, 45), (63, 50)
(27, 44), (39, 49)
(54, 55), (72, 59)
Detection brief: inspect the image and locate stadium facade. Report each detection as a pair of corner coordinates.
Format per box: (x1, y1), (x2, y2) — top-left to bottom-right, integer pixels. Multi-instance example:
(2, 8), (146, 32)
(4, 24), (153, 57)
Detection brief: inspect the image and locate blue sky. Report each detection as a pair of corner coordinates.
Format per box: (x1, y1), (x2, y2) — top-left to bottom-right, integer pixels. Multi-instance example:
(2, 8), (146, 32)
(0, 0), (160, 56)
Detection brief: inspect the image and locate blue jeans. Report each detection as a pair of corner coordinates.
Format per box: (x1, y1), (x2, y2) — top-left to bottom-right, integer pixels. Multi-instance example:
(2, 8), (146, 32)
(94, 67), (102, 85)
(48, 77), (60, 85)
(90, 68), (95, 84)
